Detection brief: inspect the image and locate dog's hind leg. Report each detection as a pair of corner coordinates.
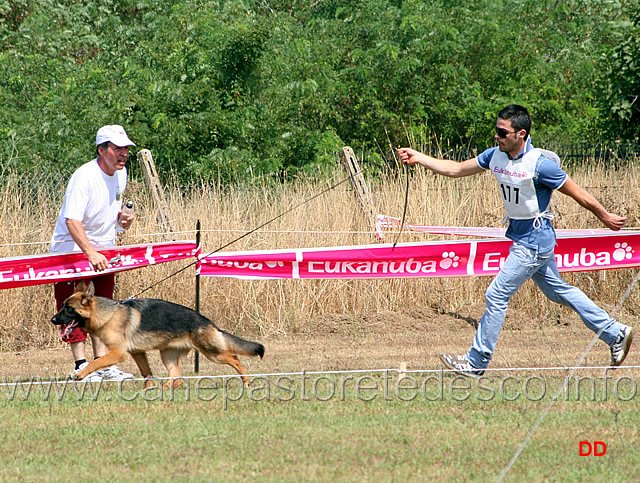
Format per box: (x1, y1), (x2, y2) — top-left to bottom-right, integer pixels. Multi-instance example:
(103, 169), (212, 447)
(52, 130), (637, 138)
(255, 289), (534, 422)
(159, 348), (190, 389)
(192, 329), (252, 385)
(199, 349), (250, 385)
(129, 352), (154, 388)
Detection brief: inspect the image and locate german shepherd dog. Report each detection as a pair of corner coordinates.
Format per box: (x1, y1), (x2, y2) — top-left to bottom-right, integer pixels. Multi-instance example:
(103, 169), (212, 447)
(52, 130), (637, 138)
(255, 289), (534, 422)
(51, 281), (265, 388)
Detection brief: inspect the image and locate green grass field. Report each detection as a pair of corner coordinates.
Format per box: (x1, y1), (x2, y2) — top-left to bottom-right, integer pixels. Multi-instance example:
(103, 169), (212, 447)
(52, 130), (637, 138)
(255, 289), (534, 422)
(1, 368), (637, 481)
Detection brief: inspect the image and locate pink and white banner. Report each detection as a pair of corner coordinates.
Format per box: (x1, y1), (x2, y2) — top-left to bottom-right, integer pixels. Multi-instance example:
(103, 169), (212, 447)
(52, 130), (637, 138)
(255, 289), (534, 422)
(3, 233), (638, 287)
(199, 233), (640, 280)
(0, 241), (197, 289)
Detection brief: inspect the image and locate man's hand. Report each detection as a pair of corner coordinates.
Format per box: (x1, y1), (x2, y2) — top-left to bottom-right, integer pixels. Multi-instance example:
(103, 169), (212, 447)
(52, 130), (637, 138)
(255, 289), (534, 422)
(599, 212), (627, 232)
(117, 210), (135, 231)
(397, 147), (425, 166)
(86, 250), (110, 272)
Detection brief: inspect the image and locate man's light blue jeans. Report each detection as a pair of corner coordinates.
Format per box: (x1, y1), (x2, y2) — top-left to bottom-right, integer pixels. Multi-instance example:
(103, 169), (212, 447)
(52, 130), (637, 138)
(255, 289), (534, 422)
(467, 243), (621, 369)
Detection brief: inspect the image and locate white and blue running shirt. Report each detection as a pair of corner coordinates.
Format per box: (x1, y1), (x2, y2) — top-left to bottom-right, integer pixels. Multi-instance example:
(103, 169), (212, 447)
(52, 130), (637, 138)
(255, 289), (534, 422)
(476, 139), (567, 252)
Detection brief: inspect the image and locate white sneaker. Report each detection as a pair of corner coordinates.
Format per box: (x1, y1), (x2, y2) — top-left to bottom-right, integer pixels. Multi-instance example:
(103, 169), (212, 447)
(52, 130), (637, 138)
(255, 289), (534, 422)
(439, 353), (486, 379)
(610, 325), (633, 367)
(95, 365), (134, 381)
(72, 362), (103, 382)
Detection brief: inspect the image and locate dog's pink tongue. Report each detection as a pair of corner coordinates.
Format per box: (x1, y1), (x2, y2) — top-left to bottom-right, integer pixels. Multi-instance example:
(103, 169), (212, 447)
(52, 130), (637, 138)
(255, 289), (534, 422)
(61, 321), (79, 339)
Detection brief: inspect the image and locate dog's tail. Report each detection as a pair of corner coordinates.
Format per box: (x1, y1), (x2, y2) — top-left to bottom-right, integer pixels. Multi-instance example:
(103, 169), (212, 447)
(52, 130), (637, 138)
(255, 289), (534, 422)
(222, 331), (265, 359)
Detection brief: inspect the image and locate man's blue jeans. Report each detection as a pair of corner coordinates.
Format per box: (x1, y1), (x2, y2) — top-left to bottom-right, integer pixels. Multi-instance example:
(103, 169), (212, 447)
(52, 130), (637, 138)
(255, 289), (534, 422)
(467, 243), (621, 369)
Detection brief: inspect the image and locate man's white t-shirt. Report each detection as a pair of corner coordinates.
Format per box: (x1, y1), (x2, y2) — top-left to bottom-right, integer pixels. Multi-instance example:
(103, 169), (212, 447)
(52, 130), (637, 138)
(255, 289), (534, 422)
(50, 159), (127, 253)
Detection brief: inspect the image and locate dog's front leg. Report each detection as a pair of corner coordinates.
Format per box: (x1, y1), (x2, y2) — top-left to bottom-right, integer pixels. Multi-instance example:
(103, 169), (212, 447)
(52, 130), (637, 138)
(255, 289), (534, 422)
(72, 349), (127, 380)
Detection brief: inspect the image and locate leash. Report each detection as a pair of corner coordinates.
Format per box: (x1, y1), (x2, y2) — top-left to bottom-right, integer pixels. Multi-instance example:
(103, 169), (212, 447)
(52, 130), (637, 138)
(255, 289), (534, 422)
(392, 161), (409, 251)
(124, 172), (360, 300)
(383, 133), (409, 252)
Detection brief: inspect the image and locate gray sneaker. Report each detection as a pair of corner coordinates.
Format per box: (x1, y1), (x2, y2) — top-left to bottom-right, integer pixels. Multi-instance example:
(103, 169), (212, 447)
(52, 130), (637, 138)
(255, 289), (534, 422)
(440, 353), (485, 378)
(610, 325), (633, 367)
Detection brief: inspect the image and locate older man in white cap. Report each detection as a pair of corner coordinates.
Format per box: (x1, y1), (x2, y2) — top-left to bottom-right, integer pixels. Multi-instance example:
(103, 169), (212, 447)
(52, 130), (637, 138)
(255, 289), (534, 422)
(50, 125), (136, 381)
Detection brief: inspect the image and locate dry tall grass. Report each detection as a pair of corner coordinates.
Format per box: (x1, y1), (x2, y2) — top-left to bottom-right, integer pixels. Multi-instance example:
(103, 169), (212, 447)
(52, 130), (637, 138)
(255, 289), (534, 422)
(1, 156), (639, 350)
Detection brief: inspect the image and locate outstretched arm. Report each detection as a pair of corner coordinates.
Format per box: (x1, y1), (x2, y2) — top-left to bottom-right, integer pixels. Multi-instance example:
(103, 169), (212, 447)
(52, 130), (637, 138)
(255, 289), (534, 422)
(558, 177), (627, 231)
(396, 147), (484, 178)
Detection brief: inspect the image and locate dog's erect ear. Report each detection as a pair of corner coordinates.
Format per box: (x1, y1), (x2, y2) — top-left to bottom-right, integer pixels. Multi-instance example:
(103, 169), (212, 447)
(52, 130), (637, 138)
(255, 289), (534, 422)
(75, 281), (87, 293)
(85, 281), (95, 297)
(80, 281), (95, 306)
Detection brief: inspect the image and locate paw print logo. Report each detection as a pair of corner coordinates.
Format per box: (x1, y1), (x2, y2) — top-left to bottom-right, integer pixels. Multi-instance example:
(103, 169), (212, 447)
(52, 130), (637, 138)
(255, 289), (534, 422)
(439, 251), (460, 270)
(120, 255), (136, 266)
(613, 242), (634, 262)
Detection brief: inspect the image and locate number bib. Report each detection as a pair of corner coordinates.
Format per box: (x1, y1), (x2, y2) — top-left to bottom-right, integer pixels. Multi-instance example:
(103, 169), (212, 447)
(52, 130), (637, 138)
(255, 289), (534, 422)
(489, 148), (546, 220)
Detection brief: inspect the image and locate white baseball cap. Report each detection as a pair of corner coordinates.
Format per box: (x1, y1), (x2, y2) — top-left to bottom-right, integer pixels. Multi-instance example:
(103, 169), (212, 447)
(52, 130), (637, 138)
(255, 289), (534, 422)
(95, 125), (136, 147)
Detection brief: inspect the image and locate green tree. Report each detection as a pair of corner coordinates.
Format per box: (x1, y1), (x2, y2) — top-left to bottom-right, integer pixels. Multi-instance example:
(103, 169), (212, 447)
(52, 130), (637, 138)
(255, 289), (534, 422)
(0, 0), (634, 183)
(599, 2), (640, 140)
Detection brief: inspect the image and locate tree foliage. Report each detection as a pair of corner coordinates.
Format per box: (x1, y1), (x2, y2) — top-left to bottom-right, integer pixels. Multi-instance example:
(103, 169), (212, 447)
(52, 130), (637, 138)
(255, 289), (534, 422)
(0, 0), (636, 182)
(599, 1), (640, 139)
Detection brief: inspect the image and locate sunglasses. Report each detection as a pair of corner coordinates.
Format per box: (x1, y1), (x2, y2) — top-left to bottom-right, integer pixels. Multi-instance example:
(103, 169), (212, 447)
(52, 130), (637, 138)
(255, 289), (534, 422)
(495, 127), (517, 138)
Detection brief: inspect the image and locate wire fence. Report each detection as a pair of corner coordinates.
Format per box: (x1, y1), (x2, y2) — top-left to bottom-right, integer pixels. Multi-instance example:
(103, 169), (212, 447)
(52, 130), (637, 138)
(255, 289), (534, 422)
(2, 140), (638, 212)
